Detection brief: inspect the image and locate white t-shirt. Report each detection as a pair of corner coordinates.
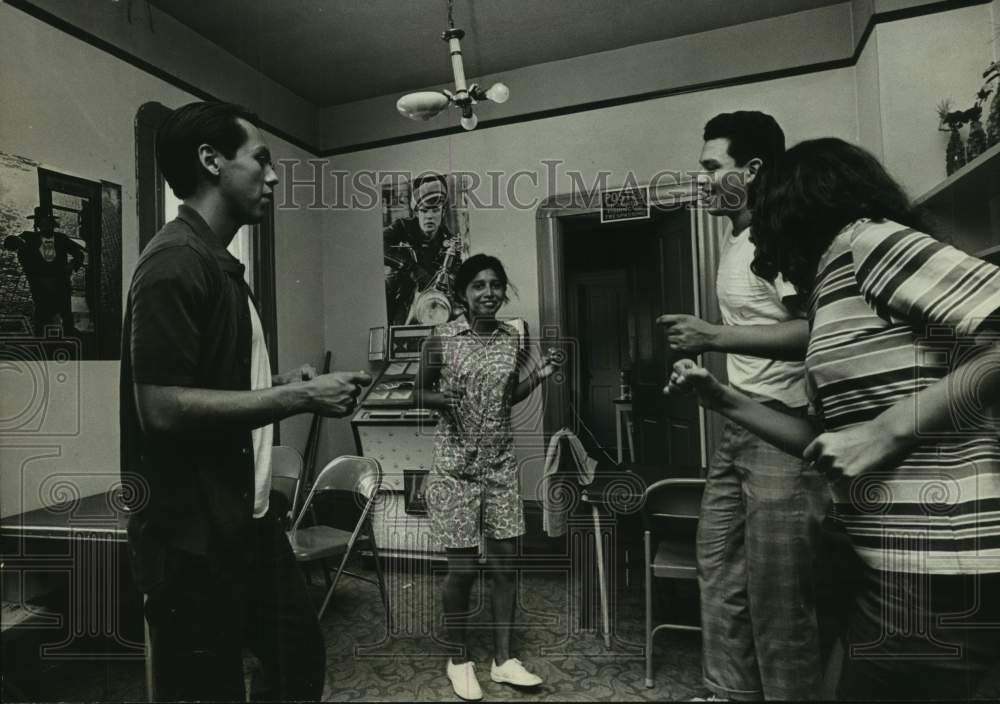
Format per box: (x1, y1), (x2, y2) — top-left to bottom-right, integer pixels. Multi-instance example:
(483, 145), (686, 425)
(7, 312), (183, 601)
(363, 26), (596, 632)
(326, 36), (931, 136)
(715, 224), (807, 408)
(248, 298), (274, 518)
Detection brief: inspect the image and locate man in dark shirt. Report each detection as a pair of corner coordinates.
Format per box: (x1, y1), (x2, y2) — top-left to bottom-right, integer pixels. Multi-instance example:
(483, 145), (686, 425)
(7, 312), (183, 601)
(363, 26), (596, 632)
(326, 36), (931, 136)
(120, 101), (371, 701)
(12, 206), (85, 336)
(383, 175), (463, 325)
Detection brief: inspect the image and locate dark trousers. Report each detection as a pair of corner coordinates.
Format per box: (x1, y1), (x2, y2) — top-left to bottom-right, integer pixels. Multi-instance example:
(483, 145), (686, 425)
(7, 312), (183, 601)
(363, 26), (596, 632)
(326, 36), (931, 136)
(143, 513), (325, 701)
(838, 567), (1000, 701)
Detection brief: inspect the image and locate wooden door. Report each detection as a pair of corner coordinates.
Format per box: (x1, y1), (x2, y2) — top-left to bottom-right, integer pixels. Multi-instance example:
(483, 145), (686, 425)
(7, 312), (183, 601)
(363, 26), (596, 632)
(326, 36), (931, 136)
(570, 269), (628, 455)
(631, 212), (701, 473)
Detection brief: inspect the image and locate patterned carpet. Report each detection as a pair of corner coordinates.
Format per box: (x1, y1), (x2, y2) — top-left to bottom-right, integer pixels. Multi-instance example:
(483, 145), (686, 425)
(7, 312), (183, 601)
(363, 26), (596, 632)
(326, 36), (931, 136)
(315, 556), (705, 702)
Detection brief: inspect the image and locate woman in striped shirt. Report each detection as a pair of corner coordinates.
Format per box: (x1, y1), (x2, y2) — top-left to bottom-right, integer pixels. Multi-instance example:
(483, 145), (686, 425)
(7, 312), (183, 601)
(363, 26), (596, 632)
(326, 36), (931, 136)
(668, 138), (1000, 700)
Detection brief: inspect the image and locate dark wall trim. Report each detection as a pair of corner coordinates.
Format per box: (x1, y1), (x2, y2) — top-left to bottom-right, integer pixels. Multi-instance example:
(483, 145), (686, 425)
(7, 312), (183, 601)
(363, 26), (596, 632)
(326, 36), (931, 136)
(134, 101), (170, 253)
(4, 0), (317, 155)
(7, 0), (991, 157)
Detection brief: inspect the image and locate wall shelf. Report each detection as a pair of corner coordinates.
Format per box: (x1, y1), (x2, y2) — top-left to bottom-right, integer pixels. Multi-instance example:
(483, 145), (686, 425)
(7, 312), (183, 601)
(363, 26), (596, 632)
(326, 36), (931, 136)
(915, 142), (1000, 260)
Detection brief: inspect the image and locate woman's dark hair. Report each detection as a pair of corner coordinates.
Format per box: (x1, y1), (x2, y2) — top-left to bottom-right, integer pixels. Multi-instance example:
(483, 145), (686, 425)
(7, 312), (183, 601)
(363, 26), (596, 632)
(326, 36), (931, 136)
(750, 137), (931, 296)
(453, 254), (518, 305)
(157, 101), (259, 199)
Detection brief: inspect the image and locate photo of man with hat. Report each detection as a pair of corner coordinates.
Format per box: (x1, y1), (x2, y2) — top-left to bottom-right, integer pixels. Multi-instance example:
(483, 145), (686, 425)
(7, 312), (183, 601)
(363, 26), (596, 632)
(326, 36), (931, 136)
(4, 205), (86, 337)
(383, 173), (464, 326)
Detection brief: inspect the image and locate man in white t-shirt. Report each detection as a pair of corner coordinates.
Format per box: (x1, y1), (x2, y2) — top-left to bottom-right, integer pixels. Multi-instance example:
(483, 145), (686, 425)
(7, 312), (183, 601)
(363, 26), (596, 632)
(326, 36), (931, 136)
(658, 112), (828, 701)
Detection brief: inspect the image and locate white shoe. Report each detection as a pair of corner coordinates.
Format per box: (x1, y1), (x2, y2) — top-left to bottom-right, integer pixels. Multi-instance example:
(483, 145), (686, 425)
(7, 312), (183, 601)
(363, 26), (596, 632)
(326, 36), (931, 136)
(447, 659), (483, 701)
(490, 658), (543, 687)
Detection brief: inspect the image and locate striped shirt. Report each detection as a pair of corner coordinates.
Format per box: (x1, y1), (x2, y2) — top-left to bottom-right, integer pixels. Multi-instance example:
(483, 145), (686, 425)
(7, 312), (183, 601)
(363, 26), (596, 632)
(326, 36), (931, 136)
(807, 219), (1000, 574)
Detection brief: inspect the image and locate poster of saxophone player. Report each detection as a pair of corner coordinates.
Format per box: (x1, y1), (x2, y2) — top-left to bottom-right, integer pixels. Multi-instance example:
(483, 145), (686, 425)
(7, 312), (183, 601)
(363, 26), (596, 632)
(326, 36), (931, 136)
(382, 173), (470, 327)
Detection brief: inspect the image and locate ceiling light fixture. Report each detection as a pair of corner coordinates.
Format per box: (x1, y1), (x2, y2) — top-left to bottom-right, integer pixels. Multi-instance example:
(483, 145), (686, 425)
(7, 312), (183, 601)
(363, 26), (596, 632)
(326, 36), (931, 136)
(396, 0), (509, 131)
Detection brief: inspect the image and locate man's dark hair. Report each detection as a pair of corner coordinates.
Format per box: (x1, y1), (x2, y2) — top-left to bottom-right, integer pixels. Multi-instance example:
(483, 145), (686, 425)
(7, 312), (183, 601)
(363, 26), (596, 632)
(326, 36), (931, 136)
(750, 137), (931, 297)
(703, 111), (785, 168)
(157, 101), (259, 199)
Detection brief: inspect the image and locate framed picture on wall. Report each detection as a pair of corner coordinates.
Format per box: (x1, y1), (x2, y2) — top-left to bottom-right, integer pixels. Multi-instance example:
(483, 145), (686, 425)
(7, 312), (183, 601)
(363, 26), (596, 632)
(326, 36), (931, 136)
(0, 152), (122, 360)
(382, 173), (471, 328)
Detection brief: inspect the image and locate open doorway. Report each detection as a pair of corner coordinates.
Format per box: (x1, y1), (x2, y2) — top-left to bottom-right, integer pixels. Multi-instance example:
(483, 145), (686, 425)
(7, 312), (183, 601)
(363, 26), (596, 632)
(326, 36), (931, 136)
(559, 210), (702, 472)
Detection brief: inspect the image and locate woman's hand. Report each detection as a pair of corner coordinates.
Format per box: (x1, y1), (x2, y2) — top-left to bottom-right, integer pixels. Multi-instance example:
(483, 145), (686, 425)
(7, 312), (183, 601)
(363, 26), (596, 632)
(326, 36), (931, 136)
(539, 347), (564, 380)
(441, 381), (465, 411)
(803, 422), (910, 482)
(664, 359), (728, 410)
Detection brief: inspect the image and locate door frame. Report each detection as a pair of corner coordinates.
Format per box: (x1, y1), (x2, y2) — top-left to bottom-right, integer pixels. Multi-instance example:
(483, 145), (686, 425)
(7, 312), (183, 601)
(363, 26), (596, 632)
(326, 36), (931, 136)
(535, 177), (727, 470)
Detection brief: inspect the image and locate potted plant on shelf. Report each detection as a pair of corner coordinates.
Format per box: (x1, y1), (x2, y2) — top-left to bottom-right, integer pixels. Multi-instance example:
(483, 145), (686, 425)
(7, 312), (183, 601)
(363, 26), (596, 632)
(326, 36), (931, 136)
(984, 61), (1000, 146)
(965, 99), (989, 162)
(937, 100), (968, 175)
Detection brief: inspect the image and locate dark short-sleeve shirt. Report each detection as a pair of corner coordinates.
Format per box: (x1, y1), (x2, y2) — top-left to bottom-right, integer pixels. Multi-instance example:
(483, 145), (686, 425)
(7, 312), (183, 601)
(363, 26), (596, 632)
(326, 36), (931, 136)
(120, 205), (256, 590)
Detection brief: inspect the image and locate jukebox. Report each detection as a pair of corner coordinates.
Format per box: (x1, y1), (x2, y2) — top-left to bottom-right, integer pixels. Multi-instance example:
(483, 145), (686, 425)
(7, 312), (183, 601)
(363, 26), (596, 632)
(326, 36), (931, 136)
(351, 324), (443, 558)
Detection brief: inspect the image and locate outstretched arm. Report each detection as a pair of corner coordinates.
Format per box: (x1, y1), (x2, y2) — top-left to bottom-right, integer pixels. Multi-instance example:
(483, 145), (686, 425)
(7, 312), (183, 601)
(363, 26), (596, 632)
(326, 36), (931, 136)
(512, 346), (562, 404)
(666, 359), (818, 455)
(804, 338), (1000, 480)
(136, 370), (371, 435)
(657, 314), (809, 361)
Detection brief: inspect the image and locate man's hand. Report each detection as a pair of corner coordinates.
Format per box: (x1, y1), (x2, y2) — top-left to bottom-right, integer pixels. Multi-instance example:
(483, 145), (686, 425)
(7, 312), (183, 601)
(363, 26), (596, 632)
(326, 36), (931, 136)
(656, 314), (719, 354)
(664, 359), (728, 410)
(803, 423), (910, 483)
(273, 364), (317, 386)
(305, 371), (372, 417)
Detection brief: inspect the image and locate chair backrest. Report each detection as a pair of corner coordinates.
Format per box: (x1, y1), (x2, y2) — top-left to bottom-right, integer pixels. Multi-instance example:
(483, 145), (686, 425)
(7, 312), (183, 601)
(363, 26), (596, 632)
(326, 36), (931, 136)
(291, 456), (383, 534)
(642, 478), (705, 540)
(270, 445), (304, 518)
(643, 478), (705, 518)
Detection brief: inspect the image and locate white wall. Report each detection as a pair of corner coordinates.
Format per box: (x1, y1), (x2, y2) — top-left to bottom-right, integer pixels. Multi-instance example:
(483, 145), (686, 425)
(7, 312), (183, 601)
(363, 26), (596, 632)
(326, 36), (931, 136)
(855, 29), (885, 159)
(874, 4), (996, 199)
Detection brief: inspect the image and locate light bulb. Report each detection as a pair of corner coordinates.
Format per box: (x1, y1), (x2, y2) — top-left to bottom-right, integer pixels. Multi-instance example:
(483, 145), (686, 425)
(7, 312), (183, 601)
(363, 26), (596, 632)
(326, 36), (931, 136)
(460, 113), (478, 131)
(396, 92), (451, 121)
(485, 82), (509, 104)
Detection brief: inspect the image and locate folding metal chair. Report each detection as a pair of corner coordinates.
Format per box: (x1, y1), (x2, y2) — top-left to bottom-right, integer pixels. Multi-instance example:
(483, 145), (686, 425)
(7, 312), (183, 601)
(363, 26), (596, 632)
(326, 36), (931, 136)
(643, 478), (705, 688)
(269, 445), (304, 527)
(286, 456), (390, 625)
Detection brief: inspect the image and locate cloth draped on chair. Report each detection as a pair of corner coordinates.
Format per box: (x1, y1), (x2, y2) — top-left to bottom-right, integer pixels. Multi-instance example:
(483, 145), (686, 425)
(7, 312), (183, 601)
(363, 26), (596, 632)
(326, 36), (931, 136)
(541, 428), (599, 537)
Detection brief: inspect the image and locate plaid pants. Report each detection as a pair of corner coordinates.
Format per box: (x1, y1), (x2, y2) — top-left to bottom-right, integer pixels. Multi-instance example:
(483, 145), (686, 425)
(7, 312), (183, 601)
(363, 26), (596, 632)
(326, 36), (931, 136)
(698, 412), (830, 700)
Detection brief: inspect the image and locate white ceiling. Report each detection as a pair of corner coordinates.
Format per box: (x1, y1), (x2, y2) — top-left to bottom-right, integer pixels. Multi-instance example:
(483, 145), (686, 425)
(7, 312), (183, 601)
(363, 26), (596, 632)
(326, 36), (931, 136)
(148, 0), (845, 106)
